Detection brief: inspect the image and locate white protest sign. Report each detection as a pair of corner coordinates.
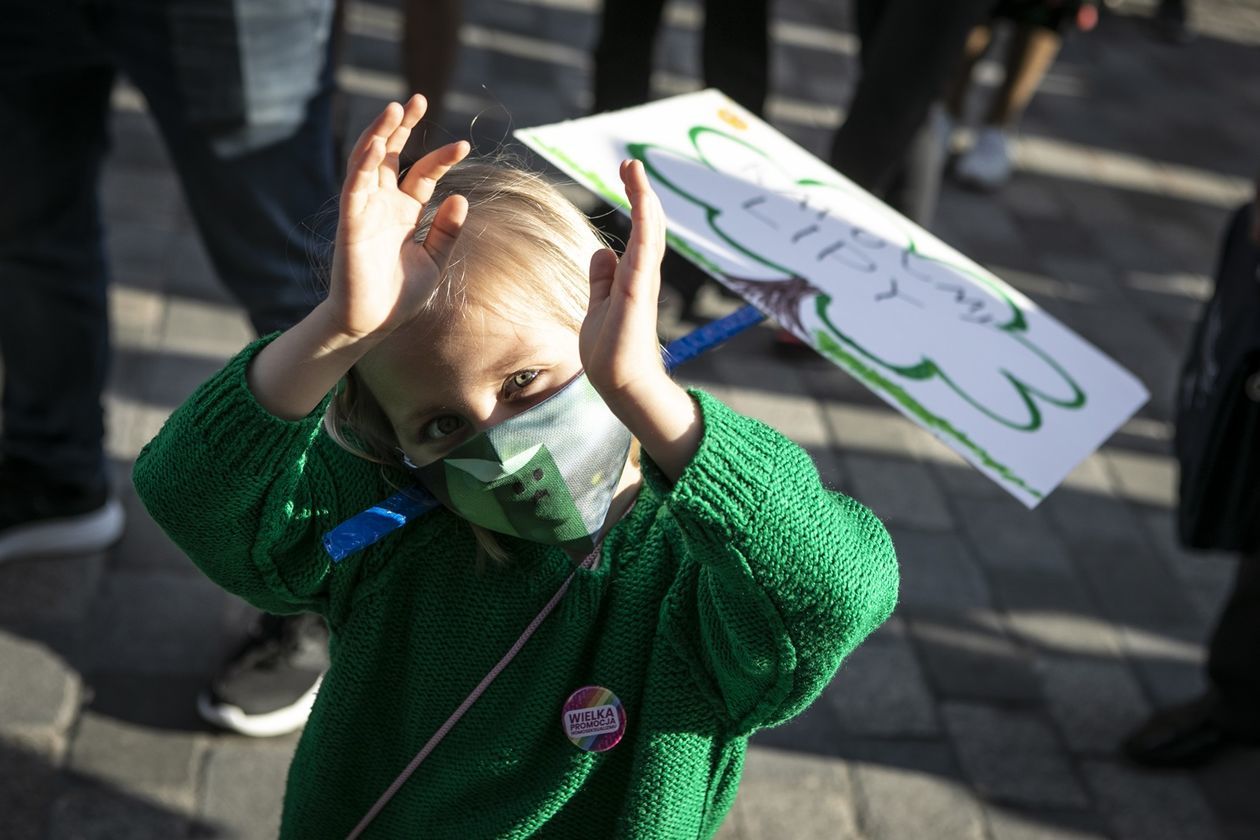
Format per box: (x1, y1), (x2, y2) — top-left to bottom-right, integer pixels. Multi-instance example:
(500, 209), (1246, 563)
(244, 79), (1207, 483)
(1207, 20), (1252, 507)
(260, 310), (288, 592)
(516, 89), (1149, 507)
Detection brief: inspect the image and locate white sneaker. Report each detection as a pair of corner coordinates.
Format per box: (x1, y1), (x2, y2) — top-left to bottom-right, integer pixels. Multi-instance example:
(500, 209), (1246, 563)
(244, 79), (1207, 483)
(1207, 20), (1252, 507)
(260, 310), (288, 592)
(0, 461), (125, 562)
(954, 127), (1013, 190)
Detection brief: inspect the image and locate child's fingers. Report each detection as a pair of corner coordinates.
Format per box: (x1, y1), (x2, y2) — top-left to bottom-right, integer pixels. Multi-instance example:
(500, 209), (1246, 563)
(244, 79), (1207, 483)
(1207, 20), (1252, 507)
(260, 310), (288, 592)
(420, 194), (469, 270)
(347, 102), (404, 177)
(618, 160), (665, 296)
(587, 248), (618, 310)
(342, 137), (387, 218)
(380, 94), (427, 189)
(400, 140), (470, 205)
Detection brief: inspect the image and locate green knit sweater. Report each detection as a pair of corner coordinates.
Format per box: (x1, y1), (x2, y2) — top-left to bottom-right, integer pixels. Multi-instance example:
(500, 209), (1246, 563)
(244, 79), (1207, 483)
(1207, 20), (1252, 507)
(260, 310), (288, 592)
(133, 337), (898, 839)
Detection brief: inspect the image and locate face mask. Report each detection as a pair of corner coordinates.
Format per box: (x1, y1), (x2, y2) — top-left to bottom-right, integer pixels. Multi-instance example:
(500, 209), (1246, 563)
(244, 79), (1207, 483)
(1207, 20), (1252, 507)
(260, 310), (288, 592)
(405, 373), (633, 552)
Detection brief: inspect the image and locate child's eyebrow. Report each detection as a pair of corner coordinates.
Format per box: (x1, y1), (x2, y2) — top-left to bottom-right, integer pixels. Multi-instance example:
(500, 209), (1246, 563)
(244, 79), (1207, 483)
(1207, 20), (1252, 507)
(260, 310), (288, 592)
(481, 346), (553, 376)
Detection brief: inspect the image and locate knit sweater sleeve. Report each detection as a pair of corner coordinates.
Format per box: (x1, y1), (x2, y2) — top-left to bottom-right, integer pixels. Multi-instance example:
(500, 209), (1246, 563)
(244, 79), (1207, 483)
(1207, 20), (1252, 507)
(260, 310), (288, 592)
(132, 336), (390, 618)
(648, 390), (898, 735)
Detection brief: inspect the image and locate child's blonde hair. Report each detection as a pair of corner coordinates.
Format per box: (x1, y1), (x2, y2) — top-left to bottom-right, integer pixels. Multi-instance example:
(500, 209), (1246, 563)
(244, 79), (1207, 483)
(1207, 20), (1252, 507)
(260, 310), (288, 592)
(322, 159), (613, 559)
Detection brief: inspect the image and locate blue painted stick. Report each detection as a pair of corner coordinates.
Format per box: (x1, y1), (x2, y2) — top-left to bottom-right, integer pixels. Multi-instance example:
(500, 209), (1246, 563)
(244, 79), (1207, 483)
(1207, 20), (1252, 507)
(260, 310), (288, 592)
(322, 304), (767, 561)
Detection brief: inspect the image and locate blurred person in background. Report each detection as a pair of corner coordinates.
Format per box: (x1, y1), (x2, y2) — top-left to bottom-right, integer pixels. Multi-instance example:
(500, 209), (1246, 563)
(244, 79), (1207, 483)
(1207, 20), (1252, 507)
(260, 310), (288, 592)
(589, 0), (766, 324)
(402, 0), (462, 157)
(1155, 0), (1192, 44)
(591, 0), (770, 323)
(1123, 175), (1260, 767)
(946, 0), (1100, 192)
(0, 0), (338, 738)
(592, 0), (769, 117)
(827, 0), (993, 228)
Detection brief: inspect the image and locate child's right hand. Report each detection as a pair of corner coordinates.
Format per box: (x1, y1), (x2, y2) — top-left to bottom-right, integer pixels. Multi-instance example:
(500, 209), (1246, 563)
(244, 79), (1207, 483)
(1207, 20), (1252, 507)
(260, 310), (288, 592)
(328, 95), (470, 340)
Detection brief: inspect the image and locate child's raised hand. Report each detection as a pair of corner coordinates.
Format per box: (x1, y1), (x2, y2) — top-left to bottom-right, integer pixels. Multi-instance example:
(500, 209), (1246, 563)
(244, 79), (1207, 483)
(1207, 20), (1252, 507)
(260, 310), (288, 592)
(329, 95), (470, 339)
(581, 160), (670, 403)
(582, 160), (701, 481)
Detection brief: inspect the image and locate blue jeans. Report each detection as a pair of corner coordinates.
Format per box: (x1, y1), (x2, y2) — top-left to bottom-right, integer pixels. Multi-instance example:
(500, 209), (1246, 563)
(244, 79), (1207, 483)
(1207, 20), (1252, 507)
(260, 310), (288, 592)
(0, 0), (338, 486)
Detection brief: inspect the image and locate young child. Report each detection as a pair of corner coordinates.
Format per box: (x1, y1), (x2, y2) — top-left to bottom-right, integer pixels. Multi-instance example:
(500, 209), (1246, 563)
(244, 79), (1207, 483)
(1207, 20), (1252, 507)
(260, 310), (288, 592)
(135, 95), (899, 839)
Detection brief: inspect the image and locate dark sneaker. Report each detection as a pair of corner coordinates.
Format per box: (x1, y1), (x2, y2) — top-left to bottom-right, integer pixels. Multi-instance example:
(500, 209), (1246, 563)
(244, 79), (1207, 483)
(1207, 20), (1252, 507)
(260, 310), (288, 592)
(0, 459), (124, 562)
(1121, 693), (1257, 767)
(199, 612), (329, 737)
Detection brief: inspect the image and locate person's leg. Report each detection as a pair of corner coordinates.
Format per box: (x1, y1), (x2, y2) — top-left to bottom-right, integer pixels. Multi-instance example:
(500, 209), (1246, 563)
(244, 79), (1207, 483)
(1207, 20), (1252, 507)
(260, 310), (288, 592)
(701, 0), (769, 116)
(983, 24), (1063, 128)
(955, 23), (1061, 192)
(1207, 552), (1260, 737)
(0, 5), (125, 559)
(830, 0), (992, 198)
(0, 73), (114, 486)
(944, 24), (995, 121)
(110, 0), (339, 336)
(401, 0), (462, 155)
(0, 7), (115, 487)
(1123, 552), (1260, 766)
(883, 102), (951, 227)
(592, 0), (669, 113)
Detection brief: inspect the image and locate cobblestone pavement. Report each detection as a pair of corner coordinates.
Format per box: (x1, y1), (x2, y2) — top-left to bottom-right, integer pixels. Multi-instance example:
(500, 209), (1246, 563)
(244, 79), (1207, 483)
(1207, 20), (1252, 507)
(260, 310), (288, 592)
(3, 0), (1260, 837)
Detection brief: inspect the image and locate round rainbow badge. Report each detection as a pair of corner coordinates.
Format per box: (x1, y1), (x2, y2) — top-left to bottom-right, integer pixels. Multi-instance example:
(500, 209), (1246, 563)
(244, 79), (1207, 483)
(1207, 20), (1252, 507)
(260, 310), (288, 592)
(561, 685), (626, 752)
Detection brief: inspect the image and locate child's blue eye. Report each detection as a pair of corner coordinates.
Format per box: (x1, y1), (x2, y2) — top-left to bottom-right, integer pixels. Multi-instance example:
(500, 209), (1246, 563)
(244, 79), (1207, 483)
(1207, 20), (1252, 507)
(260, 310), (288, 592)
(422, 415), (466, 440)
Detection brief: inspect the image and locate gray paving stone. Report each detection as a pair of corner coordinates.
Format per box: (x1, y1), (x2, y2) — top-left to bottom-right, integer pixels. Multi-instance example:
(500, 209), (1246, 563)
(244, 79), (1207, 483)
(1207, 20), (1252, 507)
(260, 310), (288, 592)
(1138, 508), (1238, 627)
(888, 528), (993, 614)
(0, 553), (106, 625)
(988, 566), (1121, 658)
(47, 782), (197, 840)
(944, 703), (1089, 809)
(1071, 542), (1200, 633)
(1192, 747), (1260, 828)
(840, 453), (955, 530)
(1083, 761), (1224, 840)
(1052, 183), (1145, 232)
(730, 746), (859, 840)
(1036, 656), (1152, 755)
(845, 739), (987, 840)
(940, 190), (1027, 246)
(158, 298), (254, 362)
(1098, 446), (1179, 509)
(952, 495), (1076, 574)
(0, 633), (81, 733)
(106, 222), (176, 292)
(999, 179), (1068, 221)
(100, 167), (185, 226)
(822, 618), (938, 737)
(908, 610), (1043, 702)
(67, 712), (201, 811)
(932, 453), (1016, 499)
(1126, 651), (1209, 710)
(985, 805), (1111, 840)
(708, 355), (833, 449)
(162, 230), (237, 308)
(1039, 489), (1149, 551)
(199, 740), (293, 839)
(0, 732), (65, 840)
(79, 572), (239, 676)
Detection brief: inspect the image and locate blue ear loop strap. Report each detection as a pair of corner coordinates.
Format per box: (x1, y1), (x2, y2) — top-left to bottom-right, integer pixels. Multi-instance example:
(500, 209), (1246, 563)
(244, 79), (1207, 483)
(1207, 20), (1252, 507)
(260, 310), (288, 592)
(321, 303), (767, 562)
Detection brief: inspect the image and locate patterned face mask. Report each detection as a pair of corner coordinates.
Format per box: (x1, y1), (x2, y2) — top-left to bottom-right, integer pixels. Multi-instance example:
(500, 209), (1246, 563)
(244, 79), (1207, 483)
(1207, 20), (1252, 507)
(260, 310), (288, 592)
(406, 373), (633, 553)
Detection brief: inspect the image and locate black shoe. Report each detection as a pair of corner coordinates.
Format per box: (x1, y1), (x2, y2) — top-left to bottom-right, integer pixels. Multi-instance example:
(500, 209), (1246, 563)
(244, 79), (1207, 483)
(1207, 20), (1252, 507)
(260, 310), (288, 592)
(1122, 694), (1242, 767)
(0, 458), (124, 562)
(199, 613), (329, 737)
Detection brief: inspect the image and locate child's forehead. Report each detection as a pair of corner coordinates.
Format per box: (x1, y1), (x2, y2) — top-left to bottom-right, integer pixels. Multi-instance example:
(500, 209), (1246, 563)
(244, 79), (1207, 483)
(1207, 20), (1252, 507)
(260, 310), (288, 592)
(362, 304), (578, 381)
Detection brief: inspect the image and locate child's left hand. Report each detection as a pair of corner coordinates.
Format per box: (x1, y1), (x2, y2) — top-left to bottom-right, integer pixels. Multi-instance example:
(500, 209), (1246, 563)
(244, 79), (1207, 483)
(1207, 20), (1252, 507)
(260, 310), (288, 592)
(582, 160), (701, 482)
(581, 160), (669, 401)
